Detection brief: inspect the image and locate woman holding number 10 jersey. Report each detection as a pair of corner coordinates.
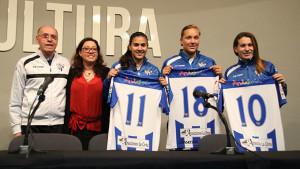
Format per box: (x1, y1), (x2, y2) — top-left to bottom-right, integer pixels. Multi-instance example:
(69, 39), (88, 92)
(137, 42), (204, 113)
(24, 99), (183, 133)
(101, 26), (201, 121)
(103, 32), (168, 151)
(219, 32), (287, 151)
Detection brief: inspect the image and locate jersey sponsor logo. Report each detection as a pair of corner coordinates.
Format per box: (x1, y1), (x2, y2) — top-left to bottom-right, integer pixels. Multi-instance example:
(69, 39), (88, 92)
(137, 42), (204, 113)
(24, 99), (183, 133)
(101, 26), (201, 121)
(124, 76), (150, 86)
(56, 63), (65, 71)
(178, 70), (206, 76)
(232, 79), (262, 86)
(118, 136), (150, 149)
(198, 62), (206, 67)
(240, 138), (273, 149)
(180, 128), (211, 137)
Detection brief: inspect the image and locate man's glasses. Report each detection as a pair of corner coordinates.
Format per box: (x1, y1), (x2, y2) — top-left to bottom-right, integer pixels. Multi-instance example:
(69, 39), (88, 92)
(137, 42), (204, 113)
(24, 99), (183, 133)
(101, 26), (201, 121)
(38, 34), (57, 40)
(82, 47), (98, 53)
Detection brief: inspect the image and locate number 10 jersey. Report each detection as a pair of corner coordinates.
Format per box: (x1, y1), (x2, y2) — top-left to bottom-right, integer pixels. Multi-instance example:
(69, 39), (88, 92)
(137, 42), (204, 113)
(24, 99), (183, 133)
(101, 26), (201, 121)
(220, 77), (287, 151)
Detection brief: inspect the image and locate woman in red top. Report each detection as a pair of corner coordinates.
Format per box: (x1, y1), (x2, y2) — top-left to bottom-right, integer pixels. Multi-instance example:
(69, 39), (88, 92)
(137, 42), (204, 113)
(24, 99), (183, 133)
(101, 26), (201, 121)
(64, 37), (110, 150)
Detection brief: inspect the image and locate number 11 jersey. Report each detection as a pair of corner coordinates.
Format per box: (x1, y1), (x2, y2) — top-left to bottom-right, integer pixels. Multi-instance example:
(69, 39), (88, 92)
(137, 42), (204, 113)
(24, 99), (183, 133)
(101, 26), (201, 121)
(106, 70), (168, 151)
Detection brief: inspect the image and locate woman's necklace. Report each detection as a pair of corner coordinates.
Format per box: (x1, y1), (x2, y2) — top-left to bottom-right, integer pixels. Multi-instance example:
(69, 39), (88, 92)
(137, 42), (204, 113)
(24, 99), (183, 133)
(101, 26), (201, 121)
(84, 70), (92, 81)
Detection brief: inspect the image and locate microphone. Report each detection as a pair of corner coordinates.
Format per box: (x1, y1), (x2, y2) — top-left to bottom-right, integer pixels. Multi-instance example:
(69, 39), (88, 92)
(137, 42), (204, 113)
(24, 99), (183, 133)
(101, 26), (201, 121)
(37, 76), (54, 95)
(193, 90), (214, 99)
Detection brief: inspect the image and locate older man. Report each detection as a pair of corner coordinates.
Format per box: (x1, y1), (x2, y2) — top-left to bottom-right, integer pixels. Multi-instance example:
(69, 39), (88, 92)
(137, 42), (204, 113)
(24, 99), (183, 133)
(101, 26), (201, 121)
(9, 25), (70, 137)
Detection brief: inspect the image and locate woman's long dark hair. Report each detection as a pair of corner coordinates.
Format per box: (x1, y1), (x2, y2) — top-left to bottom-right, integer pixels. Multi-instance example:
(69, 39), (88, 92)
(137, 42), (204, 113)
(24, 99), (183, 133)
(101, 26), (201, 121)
(233, 32), (266, 74)
(71, 37), (106, 77)
(119, 32), (148, 71)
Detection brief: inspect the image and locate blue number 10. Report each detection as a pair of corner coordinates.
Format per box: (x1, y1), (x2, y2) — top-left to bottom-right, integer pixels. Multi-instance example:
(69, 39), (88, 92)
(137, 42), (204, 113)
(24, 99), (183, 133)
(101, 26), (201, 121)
(126, 93), (146, 127)
(236, 94), (266, 127)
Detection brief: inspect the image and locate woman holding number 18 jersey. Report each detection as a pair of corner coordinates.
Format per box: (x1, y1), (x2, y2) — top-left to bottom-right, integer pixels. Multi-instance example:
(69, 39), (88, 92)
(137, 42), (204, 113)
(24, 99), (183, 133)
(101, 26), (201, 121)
(161, 24), (223, 150)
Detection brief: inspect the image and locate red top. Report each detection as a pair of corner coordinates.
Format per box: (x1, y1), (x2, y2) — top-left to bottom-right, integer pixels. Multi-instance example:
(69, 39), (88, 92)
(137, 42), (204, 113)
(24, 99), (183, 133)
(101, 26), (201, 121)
(69, 74), (103, 133)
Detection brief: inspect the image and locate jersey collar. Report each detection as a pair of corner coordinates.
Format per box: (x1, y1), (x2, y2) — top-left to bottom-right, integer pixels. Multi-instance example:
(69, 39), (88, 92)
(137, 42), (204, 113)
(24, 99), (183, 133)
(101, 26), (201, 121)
(238, 55), (254, 66)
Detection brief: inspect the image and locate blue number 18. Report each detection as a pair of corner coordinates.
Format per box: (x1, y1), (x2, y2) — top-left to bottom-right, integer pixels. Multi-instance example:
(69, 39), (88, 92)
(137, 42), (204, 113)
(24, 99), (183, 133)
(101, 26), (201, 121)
(182, 86), (208, 118)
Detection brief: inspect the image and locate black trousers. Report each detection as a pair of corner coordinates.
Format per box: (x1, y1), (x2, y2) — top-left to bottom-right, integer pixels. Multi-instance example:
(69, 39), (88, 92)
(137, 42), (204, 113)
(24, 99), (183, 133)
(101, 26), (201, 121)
(21, 125), (64, 134)
(72, 127), (102, 150)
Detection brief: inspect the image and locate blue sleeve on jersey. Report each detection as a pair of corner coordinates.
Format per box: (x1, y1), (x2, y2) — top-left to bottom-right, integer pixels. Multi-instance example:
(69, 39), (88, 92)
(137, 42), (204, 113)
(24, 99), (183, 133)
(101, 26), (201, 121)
(109, 83), (118, 108)
(160, 88), (170, 114)
(275, 83), (287, 108)
(217, 84), (224, 112)
(103, 62), (121, 98)
(267, 61), (288, 95)
(282, 84), (287, 96)
(167, 77), (173, 105)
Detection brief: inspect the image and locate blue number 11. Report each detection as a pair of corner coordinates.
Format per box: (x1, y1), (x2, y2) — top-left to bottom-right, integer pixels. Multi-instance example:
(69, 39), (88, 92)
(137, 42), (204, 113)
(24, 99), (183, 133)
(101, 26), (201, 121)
(126, 93), (146, 127)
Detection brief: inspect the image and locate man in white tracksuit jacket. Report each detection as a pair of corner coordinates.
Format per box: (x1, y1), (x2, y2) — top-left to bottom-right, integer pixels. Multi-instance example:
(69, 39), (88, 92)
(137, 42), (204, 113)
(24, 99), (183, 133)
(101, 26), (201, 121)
(9, 26), (70, 138)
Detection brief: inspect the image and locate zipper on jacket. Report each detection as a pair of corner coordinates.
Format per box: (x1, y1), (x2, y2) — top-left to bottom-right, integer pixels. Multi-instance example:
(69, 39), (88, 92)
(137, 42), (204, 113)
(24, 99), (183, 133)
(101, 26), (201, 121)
(49, 67), (53, 123)
(246, 66), (249, 79)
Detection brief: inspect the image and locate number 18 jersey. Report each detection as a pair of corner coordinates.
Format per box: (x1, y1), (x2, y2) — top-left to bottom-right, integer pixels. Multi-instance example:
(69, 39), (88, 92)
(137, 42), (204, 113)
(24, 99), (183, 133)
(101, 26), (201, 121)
(166, 68), (221, 150)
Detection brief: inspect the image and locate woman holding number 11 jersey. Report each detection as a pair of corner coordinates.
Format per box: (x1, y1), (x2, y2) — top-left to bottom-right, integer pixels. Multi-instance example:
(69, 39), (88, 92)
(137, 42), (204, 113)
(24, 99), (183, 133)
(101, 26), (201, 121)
(103, 32), (168, 151)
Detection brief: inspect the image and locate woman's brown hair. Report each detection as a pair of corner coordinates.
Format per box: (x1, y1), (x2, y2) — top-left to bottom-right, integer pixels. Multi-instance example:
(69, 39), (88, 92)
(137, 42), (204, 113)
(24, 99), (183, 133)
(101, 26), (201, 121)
(233, 32), (266, 74)
(71, 37), (106, 77)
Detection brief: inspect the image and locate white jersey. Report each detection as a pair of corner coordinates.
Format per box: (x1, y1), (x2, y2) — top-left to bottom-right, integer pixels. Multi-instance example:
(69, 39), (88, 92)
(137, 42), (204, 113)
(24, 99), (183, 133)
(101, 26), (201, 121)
(107, 70), (168, 151)
(220, 77), (287, 151)
(166, 68), (221, 150)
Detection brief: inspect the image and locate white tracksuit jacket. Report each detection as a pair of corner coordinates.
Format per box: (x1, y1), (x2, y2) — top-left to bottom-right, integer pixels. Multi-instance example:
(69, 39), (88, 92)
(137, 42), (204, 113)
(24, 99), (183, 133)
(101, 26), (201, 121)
(9, 50), (70, 134)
